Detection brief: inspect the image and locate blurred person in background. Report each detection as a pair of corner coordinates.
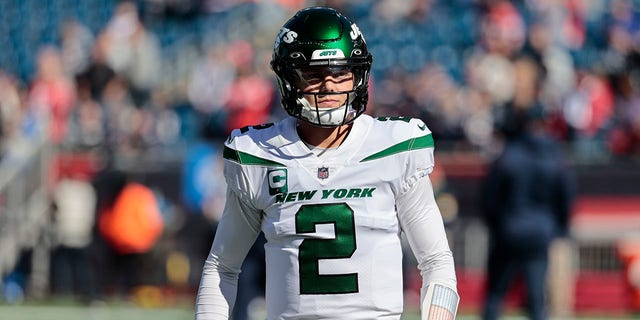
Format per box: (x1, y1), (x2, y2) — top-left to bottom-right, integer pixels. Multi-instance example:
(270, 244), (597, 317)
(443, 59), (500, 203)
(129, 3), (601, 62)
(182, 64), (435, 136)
(101, 1), (161, 107)
(93, 170), (164, 297)
(561, 68), (615, 161)
(194, 7), (458, 320)
(481, 55), (575, 320)
(64, 79), (108, 151)
(100, 75), (141, 156)
(76, 34), (117, 102)
(0, 70), (26, 158)
(28, 46), (77, 145)
(223, 40), (275, 136)
(462, 1), (528, 153)
(466, 1), (526, 107)
(179, 123), (226, 286)
(49, 158), (98, 302)
(187, 44), (236, 138)
(59, 20), (95, 78)
(599, 0), (640, 157)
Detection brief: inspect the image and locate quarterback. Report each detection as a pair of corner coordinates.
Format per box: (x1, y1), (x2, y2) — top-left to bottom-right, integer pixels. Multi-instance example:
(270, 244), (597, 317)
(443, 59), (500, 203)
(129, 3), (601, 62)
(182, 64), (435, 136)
(194, 7), (459, 320)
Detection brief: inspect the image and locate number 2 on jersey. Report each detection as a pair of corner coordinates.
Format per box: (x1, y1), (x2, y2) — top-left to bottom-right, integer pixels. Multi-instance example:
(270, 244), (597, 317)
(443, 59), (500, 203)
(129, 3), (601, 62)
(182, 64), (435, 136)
(296, 203), (358, 294)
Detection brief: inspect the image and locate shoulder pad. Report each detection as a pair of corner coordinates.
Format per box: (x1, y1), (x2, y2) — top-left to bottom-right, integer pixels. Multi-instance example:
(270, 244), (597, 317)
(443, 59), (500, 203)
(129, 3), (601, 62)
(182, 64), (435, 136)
(223, 123), (286, 166)
(360, 116), (434, 162)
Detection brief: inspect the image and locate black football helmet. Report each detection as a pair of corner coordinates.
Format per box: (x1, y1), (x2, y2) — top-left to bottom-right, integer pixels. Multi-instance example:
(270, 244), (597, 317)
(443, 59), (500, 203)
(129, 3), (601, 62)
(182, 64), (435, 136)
(271, 7), (373, 127)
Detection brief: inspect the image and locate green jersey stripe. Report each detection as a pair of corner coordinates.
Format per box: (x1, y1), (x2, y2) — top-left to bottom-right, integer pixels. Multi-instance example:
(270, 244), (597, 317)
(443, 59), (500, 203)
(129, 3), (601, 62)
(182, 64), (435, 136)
(360, 134), (434, 162)
(223, 146), (285, 166)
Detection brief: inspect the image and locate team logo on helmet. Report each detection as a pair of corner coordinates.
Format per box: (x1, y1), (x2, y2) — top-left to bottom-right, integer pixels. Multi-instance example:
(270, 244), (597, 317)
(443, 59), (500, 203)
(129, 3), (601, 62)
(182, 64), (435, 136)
(274, 27), (298, 49)
(350, 24), (362, 40)
(311, 49), (346, 60)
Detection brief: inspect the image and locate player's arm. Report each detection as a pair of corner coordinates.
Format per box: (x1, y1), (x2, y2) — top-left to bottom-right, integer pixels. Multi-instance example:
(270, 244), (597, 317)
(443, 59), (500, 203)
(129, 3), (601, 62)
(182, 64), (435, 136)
(396, 174), (459, 320)
(194, 188), (262, 320)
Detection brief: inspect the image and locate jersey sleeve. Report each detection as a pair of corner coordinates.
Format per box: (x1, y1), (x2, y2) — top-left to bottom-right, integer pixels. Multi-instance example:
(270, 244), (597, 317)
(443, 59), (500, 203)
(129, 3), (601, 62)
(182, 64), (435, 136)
(395, 120), (458, 315)
(194, 188), (262, 320)
(222, 130), (256, 201)
(396, 175), (457, 289)
(399, 118), (436, 195)
(195, 131), (264, 320)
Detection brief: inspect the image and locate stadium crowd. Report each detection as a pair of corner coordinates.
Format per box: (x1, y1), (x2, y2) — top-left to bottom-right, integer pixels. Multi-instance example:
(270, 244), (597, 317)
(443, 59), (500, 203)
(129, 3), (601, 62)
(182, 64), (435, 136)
(0, 0), (639, 309)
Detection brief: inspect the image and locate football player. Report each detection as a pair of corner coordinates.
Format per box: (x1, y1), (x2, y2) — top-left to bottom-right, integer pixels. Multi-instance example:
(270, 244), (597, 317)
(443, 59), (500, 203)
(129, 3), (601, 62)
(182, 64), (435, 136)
(195, 6), (459, 320)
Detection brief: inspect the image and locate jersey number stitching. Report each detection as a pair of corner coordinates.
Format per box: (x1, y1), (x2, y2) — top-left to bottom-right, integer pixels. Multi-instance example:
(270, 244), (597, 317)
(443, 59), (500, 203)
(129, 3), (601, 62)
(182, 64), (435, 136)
(295, 203), (358, 294)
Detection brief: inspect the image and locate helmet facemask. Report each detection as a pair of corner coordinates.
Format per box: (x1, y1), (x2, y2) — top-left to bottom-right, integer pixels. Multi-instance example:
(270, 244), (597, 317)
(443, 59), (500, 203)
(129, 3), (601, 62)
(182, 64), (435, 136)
(290, 65), (363, 127)
(297, 90), (357, 127)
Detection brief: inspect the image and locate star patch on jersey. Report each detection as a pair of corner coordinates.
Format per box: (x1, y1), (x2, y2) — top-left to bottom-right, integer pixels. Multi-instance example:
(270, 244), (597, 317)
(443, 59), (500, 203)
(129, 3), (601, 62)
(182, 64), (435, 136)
(317, 167), (329, 180)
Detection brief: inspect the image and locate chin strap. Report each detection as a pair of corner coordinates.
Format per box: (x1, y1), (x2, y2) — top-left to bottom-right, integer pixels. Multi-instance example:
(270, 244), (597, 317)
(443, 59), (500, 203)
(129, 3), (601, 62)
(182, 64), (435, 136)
(421, 282), (459, 320)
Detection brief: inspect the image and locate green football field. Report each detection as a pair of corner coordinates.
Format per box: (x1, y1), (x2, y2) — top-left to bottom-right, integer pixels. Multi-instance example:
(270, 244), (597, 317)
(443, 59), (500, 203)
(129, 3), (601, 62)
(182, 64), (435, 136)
(0, 303), (631, 320)
(0, 304), (426, 320)
(0, 304), (194, 320)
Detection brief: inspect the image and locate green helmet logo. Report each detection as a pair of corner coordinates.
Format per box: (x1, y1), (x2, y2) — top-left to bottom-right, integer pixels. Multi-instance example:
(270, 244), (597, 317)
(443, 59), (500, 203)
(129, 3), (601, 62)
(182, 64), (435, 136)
(320, 50), (338, 57)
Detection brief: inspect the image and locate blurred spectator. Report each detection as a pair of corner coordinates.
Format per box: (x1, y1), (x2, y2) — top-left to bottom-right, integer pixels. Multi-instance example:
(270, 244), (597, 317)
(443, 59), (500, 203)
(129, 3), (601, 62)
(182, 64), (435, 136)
(50, 163), (98, 301)
(524, 22), (576, 113)
(187, 44), (236, 138)
(28, 46), (77, 145)
(0, 97), (3, 155)
(600, 0), (640, 157)
(96, 171), (164, 296)
(178, 136), (224, 285)
(100, 75), (139, 155)
(606, 0), (640, 49)
(608, 51), (640, 156)
(180, 132), (225, 223)
(480, 1), (527, 58)
(1, 251), (31, 304)
(101, 1), (161, 107)
(371, 69), (410, 119)
(64, 82), (107, 151)
(466, 1), (526, 108)
(143, 0), (205, 18)
(60, 20), (95, 77)
(77, 34), (117, 101)
(481, 55), (575, 320)
(562, 69), (615, 160)
(0, 71), (26, 157)
(459, 2), (528, 153)
(223, 40), (274, 134)
(141, 89), (183, 148)
(98, 178), (163, 257)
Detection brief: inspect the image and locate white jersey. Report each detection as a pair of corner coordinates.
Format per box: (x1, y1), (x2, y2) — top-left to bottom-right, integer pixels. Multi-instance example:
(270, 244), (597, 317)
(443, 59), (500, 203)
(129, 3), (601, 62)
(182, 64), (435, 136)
(195, 114), (456, 320)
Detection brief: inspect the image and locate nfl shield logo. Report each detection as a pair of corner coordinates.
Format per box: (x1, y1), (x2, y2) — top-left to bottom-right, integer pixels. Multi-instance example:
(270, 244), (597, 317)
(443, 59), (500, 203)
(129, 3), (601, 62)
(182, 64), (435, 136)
(317, 167), (329, 179)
